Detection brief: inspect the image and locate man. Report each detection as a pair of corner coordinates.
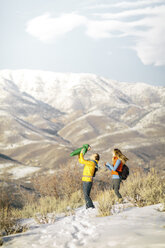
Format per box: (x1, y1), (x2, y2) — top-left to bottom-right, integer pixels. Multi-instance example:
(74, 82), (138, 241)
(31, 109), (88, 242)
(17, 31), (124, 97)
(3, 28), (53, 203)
(78, 148), (100, 209)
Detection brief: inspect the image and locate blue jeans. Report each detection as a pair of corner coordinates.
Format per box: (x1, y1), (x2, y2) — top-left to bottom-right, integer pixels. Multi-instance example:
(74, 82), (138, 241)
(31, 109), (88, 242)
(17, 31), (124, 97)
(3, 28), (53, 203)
(83, 181), (95, 208)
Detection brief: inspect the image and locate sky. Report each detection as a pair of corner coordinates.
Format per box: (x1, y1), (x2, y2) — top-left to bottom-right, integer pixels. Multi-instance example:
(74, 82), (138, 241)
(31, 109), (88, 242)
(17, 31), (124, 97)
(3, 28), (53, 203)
(0, 0), (165, 86)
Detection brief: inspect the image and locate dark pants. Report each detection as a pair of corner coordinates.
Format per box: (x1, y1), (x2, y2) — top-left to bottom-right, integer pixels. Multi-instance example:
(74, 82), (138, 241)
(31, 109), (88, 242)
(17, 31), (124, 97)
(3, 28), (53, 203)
(112, 179), (122, 199)
(83, 181), (95, 209)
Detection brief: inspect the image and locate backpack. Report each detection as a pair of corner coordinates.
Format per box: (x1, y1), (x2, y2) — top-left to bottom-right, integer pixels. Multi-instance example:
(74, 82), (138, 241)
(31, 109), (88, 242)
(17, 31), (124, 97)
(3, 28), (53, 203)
(118, 164), (129, 180)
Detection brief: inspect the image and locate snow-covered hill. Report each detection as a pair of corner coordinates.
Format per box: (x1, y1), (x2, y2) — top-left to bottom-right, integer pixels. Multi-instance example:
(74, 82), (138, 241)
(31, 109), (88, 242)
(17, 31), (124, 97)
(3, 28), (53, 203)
(0, 70), (165, 180)
(2, 203), (165, 248)
(1, 69), (164, 112)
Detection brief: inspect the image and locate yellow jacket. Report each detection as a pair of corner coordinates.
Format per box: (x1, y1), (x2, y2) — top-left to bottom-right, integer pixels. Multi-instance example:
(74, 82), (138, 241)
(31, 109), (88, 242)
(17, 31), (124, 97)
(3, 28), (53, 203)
(78, 153), (98, 182)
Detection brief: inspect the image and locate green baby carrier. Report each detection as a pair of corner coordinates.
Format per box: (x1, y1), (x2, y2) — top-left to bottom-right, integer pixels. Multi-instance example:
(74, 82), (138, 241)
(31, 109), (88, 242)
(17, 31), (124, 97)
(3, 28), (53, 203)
(70, 144), (90, 156)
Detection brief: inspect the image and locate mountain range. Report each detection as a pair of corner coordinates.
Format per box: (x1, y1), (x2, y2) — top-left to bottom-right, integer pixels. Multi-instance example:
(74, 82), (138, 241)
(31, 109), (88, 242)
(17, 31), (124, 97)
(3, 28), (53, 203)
(0, 70), (164, 181)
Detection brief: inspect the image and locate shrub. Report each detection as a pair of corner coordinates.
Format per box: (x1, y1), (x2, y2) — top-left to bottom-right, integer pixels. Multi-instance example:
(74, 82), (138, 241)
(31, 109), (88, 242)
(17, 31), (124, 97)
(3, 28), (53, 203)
(0, 207), (28, 236)
(0, 237), (3, 246)
(97, 190), (116, 216)
(97, 169), (165, 216)
(91, 169), (112, 199)
(10, 190), (84, 222)
(1, 164), (164, 237)
(32, 162), (82, 198)
(0, 181), (28, 237)
(34, 213), (56, 225)
(0, 161), (85, 237)
(120, 169), (165, 207)
(69, 190), (84, 209)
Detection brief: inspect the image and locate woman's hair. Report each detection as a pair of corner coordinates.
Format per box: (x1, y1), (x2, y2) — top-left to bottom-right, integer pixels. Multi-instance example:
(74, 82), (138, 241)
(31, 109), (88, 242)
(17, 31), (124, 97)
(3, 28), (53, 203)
(113, 148), (128, 164)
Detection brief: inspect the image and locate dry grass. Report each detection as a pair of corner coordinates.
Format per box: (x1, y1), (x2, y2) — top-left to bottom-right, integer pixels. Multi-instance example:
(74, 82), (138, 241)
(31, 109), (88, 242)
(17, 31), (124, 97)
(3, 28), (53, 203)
(96, 168), (165, 216)
(1, 165), (165, 235)
(0, 162), (84, 237)
(91, 168), (112, 199)
(0, 180), (28, 237)
(32, 162), (82, 198)
(162, 201), (165, 212)
(97, 190), (116, 216)
(0, 207), (16, 236)
(0, 207), (28, 236)
(120, 168), (165, 207)
(12, 190), (84, 223)
(0, 190), (84, 236)
(0, 238), (3, 246)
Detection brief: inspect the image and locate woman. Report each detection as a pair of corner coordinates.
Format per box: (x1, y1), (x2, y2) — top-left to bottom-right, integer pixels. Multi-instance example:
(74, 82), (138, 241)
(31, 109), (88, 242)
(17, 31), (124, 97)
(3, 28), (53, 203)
(105, 148), (128, 201)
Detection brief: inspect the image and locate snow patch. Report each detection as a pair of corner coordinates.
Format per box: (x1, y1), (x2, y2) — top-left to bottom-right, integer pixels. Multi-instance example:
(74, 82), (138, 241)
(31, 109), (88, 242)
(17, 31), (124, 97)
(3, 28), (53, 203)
(2, 204), (165, 248)
(8, 166), (40, 179)
(2, 140), (38, 150)
(0, 163), (14, 170)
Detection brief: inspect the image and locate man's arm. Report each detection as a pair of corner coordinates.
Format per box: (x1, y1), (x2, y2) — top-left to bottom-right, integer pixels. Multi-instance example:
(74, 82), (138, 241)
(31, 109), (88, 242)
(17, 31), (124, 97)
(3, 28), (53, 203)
(79, 150), (93, 166)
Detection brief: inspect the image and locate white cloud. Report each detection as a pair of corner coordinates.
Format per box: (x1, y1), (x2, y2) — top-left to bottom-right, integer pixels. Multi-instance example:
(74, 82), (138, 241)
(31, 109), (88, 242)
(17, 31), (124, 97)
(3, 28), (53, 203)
(86, 5), (165, 66)
(86, 19), (128, 39)
(112, 0), (165, 9)
(94, 6), (158, 19)
(26, 2), (165, 66)
(133, 12), (165, 66)
(26, 12), (87, 43)
(87, 0), (165, 9)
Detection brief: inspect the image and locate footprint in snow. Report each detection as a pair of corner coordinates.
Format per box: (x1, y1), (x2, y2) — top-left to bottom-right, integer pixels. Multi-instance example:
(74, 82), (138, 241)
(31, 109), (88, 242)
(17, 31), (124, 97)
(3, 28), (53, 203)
(65, 208), (98, 248)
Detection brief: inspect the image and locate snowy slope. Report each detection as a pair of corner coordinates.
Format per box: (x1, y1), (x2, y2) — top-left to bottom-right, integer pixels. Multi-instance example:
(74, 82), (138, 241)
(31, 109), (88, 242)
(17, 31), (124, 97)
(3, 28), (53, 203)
(2, 204), (165, 248)
(0, 69), (164, 113)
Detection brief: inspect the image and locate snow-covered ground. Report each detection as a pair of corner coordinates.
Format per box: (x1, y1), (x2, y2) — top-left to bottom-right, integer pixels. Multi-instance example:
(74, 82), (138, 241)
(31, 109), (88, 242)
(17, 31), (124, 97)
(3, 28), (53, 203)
(2, 203), (165, 248)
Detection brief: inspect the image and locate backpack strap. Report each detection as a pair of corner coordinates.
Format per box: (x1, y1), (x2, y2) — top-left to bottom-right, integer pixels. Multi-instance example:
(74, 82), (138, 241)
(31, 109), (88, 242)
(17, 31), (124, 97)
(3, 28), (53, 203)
(88, 159), (98, 168)
(88, 160), (98, 178)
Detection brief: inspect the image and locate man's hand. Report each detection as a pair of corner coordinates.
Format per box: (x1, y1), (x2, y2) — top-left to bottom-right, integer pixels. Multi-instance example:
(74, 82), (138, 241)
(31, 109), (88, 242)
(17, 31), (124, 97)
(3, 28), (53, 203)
(104, 162), (107, 166)
(81, 148), (84, 154)
(88, 145), (91, 151)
